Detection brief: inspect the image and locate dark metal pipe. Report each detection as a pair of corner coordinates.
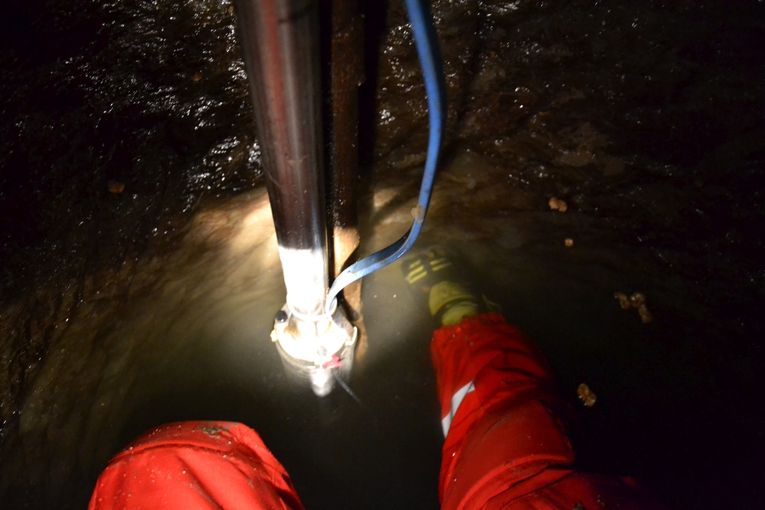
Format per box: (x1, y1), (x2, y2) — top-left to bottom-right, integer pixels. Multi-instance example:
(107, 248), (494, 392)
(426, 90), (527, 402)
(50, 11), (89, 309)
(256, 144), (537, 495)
(327, 0), (361, 232)
(326, 0), (364, 321)
(235, 0), (328, 316)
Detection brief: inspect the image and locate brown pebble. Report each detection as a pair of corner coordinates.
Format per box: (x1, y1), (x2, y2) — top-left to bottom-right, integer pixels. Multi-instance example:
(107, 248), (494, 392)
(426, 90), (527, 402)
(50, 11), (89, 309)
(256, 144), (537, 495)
(613, 291), (631, 310)
(564, 238), (574, 248)
(548, 197), (568, 213)
(629, 292), (646, 308)
(638, 304), (653, 324)
(107, 180), (125, 194)
(192, 72), (203, 82)
(577, 383), (597, 407)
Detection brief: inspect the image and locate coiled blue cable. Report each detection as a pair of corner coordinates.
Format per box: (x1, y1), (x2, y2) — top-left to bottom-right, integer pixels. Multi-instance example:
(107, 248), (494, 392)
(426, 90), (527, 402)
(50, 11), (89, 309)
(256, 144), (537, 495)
(325, 0), (445, 313)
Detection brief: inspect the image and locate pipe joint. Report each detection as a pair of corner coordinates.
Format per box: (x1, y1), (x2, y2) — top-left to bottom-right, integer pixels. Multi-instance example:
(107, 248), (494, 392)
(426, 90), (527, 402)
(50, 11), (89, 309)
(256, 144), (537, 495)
(270, 303), (357, 397)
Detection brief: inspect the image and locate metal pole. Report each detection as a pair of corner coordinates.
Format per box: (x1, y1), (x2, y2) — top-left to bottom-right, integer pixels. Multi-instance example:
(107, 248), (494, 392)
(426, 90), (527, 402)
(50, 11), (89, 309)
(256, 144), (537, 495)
(235, 0), (356, 396)
(328, 0), (362, 306)
(235, 0), (327, 317)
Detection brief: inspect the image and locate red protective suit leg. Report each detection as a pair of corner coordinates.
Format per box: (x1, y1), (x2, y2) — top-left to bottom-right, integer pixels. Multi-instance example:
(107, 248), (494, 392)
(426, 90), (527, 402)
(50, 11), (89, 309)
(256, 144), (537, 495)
(89, 421), (303, 510)
(432, 313), (664, 510)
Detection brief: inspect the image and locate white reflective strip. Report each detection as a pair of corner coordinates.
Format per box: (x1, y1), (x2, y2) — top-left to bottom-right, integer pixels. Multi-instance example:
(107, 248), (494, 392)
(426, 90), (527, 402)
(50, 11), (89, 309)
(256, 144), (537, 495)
(441, 380), (475, 437)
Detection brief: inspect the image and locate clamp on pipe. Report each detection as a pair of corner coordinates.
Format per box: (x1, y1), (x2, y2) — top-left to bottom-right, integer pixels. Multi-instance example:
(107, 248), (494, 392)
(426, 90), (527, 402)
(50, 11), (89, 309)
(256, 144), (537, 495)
(270, 300), (358, 397)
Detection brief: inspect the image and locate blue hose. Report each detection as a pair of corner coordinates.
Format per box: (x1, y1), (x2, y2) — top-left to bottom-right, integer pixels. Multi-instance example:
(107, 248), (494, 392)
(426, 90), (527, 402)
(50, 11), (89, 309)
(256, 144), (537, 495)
(325, 0), (445, 313)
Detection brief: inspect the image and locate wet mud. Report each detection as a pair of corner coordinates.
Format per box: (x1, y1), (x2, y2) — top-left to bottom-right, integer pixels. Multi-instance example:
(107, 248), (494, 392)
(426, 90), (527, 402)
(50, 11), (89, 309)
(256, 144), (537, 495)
(1, 1), (764, 508)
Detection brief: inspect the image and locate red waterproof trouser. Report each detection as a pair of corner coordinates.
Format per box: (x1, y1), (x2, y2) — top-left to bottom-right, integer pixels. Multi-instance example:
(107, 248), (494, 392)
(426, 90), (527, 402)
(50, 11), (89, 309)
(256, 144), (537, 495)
(90, 313), (662, 509)
(432, 313), (663, 509)
(89, 421), (304, 509)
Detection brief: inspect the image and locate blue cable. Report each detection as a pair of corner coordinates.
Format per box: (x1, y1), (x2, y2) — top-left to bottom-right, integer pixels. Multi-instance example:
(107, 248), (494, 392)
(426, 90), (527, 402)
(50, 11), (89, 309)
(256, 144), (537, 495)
(325, 0), (445, 313)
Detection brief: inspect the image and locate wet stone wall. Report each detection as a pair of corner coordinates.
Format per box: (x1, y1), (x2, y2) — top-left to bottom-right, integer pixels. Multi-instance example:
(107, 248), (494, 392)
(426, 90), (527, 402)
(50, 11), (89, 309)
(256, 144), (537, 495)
(0, 0), (258, 442)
